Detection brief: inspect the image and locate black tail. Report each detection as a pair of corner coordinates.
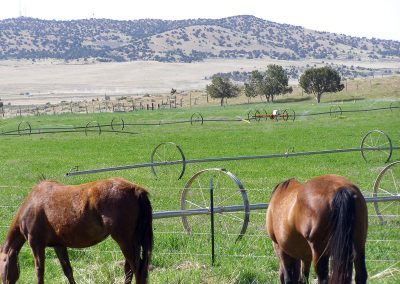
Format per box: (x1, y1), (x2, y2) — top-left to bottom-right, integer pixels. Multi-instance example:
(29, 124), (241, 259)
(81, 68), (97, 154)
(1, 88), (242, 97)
(329, 187), (355, 284)
(136, 190), (153, 284)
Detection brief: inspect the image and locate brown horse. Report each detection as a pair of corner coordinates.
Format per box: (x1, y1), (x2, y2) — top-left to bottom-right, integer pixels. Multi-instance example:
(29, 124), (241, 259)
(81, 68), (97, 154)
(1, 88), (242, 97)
(266, 174), (368, 284)
(0, 177), (153, 284)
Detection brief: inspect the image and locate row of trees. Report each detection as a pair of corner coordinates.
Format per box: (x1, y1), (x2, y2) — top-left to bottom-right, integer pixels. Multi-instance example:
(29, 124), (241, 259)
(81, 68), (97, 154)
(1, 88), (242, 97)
(206, 65), (344, 105)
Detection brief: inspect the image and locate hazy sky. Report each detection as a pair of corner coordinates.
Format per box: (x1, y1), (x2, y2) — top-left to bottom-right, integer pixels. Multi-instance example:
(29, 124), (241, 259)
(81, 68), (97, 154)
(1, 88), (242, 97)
(1, 0), (399, 41)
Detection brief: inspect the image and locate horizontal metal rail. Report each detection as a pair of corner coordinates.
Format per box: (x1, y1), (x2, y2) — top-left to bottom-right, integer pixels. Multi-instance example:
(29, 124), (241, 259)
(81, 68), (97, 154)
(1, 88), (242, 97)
(153, 195), (400, 219)
(65, 146), (399, 176)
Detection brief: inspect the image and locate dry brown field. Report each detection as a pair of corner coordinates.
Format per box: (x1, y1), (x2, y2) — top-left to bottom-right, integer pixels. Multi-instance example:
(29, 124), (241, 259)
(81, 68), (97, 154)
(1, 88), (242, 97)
(0, 58), (399, 109)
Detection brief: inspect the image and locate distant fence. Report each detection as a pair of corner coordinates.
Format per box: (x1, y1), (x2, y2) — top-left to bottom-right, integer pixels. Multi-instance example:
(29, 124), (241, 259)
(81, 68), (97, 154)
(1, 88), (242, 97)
(0, 97), (185, 118)
(0, 98), (398, 120)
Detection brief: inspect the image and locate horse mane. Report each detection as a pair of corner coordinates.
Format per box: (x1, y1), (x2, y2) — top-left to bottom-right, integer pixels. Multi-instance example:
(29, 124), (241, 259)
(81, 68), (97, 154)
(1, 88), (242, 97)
(35, 179), (64, 187)
(271, 178), (295, 196)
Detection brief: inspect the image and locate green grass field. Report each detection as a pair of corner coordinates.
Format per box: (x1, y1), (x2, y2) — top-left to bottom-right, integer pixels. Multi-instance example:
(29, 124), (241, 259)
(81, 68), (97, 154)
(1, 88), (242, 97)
(0, 94), (399, 283)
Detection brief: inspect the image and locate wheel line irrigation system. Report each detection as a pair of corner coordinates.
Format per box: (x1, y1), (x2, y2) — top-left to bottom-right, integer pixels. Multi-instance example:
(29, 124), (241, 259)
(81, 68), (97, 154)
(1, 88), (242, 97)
(1, 103), (399, 137)
(64, 129), (400, 238)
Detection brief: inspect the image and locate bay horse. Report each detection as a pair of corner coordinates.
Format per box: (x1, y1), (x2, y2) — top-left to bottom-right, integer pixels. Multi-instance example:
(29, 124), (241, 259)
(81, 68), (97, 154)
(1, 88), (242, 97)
(0, 177), (153, 284)
(266, 174), (368, 284)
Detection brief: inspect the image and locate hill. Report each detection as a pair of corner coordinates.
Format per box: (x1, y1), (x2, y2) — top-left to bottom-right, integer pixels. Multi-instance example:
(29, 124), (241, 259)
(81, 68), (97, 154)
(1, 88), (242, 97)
(1, 15), (399, 62)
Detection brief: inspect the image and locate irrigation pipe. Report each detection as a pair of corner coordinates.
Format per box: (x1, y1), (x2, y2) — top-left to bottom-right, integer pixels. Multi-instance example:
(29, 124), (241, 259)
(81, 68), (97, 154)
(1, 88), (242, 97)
(65, 146), (399, 176)
(152, 195), (399, 219)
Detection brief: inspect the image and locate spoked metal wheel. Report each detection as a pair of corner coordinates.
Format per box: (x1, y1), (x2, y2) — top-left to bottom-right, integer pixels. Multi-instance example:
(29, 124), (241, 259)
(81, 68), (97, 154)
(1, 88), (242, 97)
(190, 113), (204, 125)
(373, 161), (400, 225)
(150, 142), (186, 180)
(110, 117), (125, 131)
(360, 130), (392, 164)
(247, 110), (256, 121)
(85, 121), (102, 136)
(262, 109), (269, 121)
(180, 168), (250, 242)
(280, 110), (289, 121)
(17, 121), (32, 135)
(330, 105), (342, 117)
(254, 110), (262, 122)
(285, 108), (296, 121)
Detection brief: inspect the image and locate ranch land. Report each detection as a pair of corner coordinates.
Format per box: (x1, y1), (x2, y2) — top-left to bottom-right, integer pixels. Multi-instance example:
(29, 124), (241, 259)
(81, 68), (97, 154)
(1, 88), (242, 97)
(0, 58), (400, 107)
(0, 74), (399, 283)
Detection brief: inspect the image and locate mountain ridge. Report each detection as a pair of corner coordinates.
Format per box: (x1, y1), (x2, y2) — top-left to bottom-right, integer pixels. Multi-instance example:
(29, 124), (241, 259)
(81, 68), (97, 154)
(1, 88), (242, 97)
(1, 15), (399, 62)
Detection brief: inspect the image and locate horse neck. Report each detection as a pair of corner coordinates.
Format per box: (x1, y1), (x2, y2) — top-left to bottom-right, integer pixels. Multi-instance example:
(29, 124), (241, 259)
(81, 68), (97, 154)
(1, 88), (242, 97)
(1, 219), (25, 255)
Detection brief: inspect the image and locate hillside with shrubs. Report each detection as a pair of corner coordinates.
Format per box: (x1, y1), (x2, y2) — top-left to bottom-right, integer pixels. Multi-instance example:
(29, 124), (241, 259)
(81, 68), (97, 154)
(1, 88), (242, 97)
(1, 15), (399, 62)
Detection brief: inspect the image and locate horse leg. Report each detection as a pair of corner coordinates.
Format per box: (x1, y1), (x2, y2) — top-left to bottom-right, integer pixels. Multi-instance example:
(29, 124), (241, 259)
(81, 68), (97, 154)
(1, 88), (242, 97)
(123, 259), (134, 283)
(120, 243), (137, 284)
(29, 241), (46, 284)
(301, 260), (311, 284)
(312, 252), (329, 284)
(273, 242), (301, 284)
(272, 242), (286, 283)
(353, 248), (367, 284)
(112, 236), (140, 284)
(54, 246), (76, 284)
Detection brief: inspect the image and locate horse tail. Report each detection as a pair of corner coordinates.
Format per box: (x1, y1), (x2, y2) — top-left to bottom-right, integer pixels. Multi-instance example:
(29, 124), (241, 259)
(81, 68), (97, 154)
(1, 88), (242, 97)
(329, 187), (356, 284)
(136, 189), (153, 283)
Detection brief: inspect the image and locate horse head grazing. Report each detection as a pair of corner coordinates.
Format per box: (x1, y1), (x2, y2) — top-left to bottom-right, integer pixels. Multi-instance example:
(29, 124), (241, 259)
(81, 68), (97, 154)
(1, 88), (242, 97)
(0, 177), (153, 284)
(266, 174), (368, 284)
(0, 248), (20, 284)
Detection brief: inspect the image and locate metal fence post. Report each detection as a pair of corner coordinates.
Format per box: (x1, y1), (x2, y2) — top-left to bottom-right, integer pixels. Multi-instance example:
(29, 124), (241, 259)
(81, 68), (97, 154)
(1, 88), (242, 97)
(210, 177), (215, 266)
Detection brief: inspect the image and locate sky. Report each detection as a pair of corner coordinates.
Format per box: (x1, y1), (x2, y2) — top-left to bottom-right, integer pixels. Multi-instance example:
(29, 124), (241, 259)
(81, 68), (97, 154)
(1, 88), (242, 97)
(1, 0), (399, 41)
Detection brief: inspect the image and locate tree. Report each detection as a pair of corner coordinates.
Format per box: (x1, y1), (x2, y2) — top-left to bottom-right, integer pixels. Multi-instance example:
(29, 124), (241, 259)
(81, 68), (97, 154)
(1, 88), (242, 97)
(244, 70), (262, 102)
(206, 77), (240, 106)
(244, 82), (257, 103)
(263, 64), (292, 102)
(299, 66), (344, 103)
(246, 65), (292, 103)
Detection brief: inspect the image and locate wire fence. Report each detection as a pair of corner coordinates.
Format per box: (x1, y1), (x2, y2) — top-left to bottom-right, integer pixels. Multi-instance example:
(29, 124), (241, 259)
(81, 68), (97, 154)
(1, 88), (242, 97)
(0, 159), (399, 282)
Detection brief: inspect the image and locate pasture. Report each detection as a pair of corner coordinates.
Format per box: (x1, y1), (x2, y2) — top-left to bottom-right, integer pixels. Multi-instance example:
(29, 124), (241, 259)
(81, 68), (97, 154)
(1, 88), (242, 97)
(0, 98), (399, 283)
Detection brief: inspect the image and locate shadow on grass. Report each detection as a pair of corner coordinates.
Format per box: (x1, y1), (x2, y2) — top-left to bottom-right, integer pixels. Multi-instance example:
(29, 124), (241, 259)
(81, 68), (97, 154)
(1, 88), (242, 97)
(273, 96), (312, 103)
(330, 97), (366, 103)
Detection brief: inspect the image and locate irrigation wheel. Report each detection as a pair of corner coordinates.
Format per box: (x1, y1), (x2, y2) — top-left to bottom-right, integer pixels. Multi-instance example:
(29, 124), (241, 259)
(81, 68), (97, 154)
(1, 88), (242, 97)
(84, 121), (102, 136)
(329, 105), (343, 117)
(247, 110), (256, 121)
(254, 110), (262, 122)
(110, 117), (125, 131)
(360, 130), (392, 164)
(150, 142), (186, 180)
(280, 109), (290, 121)
(372, 161), (400, 225)
(180, 168), (250, 242)
(285, 108), (296, 121)
(17, 121), (32, 135)
(190, 112), (204, 125)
